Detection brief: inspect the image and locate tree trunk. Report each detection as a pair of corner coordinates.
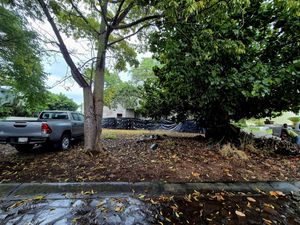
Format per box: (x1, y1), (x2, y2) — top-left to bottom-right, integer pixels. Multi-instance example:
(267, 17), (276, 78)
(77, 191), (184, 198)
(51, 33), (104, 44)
(93, 57), (106, 151)
(83, 87), (97, 151)
(90, 0), (109, 152)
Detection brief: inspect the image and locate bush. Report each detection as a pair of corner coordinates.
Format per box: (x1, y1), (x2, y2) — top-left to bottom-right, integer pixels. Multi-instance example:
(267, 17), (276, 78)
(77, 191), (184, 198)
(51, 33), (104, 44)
(288, 117), (300, 127)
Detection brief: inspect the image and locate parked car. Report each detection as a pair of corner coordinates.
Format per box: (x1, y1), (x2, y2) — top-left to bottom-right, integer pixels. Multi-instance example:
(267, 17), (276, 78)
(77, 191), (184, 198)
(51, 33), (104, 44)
(0, 111), (84, 152)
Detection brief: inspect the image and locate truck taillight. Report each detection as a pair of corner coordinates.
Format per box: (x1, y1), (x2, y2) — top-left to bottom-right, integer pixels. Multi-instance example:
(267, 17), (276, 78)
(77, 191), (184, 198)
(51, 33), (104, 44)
(41, 122), (52, 134)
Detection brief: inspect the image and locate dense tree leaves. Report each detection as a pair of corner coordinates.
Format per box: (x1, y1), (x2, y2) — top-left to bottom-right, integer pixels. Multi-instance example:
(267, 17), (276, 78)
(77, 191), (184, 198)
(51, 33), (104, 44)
(0, 6), (46, 108)
(130, 58), (159, 85)
(0, 92), (78, 117)
(45, 92), (78, 111)
(142, 0), (300, 127)
(104, 71), (140, 110)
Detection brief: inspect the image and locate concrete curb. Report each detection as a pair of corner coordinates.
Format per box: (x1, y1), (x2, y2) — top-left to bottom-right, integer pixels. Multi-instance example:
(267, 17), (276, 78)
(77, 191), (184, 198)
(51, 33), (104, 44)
(1, 181), (299, 200)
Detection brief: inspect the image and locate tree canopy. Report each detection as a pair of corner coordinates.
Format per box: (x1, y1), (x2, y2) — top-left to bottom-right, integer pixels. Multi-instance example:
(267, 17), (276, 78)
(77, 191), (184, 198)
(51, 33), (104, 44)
(45, 92), (78, 111)
(141, 0), (300, 127)
(0, 6), (46, 107)
(104, 71), (139, 110)
(130, 57), (159, 85)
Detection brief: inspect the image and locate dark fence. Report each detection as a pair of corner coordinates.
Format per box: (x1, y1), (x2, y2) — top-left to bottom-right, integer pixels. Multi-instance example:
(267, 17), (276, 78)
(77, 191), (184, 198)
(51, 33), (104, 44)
(102, 118), (204, 133)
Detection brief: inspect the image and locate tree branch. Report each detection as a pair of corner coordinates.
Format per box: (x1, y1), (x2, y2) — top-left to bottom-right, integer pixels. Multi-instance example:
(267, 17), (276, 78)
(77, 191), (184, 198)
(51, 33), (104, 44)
(113, 14), (162, 30)
(78, 57), (100, 70)
(112, 0), (125, 26)
(69, 0), (100, 36)
(112, 1), (134, 27)
(98, 0), (109, 27)
(108, 23), (153, 47)
(37, 0), (89, 88)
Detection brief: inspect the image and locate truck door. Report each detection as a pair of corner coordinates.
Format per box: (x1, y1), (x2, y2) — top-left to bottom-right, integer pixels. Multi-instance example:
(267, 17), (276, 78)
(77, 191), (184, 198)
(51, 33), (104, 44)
(78, 114), (84, 136)
(71, 113), (82, 137)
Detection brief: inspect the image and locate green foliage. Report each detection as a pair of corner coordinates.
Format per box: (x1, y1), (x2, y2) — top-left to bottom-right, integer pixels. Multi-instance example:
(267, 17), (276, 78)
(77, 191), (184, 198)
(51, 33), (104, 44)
(45, 92), (78, 111)
(232, 119), (247, 128)
(0, 91), (78, 118)
(0, 101), (28, 118)
(141, 0), (300, 127)
(288, 117), (300, 126)
(130, 58), (160, 84)
(0, 6), (46, 108)
(104, 71), (140, 110)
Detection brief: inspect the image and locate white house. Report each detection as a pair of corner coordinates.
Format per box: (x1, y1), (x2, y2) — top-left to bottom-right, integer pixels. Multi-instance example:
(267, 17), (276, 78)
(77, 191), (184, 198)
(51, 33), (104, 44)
(103, 105), (136, 118)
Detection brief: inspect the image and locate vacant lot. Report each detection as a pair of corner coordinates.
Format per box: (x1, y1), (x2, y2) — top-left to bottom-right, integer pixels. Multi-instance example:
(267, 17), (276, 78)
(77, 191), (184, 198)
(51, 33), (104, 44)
(0, 129), (299, 183)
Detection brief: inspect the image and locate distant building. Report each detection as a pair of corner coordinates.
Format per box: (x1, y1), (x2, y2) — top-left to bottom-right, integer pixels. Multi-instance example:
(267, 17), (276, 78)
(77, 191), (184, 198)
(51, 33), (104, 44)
(103, 105), (136, 118)
(0, 87), (15, 106)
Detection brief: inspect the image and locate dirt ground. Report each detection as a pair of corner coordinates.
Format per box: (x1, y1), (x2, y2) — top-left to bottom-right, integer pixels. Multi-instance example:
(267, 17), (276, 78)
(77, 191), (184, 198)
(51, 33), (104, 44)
(0, 129), (299, 183)
(151, 191), (300, 225)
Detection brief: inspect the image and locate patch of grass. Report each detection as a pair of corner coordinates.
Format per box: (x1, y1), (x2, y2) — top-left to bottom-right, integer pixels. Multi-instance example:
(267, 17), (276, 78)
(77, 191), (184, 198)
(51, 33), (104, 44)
(243, 127), (260, 133)
(164, 140), (177, 147)
(102, 129), (198, 138)
(220, 143), (249, 160)
(102, 133), (118, 140)
(266, 129), (273, 134)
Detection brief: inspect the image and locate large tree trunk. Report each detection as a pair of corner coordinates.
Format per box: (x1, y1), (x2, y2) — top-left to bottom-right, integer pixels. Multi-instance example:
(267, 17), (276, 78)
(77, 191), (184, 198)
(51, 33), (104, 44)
(83, 87), (97, 151)
(87, 0), (108, 152)
(93, 55), (106, 151)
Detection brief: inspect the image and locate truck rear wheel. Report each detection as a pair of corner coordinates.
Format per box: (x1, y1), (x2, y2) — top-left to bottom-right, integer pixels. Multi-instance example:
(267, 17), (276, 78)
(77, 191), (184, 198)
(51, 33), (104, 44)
(15, 144), (34, 153)
(60, 133), (71, 150)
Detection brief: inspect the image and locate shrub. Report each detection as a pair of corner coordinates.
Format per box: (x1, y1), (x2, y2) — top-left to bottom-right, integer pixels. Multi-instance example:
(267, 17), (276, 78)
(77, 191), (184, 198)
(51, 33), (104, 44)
(288, 117), (300, 127)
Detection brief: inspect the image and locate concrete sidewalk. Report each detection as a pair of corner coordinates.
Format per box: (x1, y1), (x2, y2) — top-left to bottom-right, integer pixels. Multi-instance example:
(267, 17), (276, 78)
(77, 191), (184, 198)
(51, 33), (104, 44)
(0, 181), (299, 225)
(1, 181), (300, 200)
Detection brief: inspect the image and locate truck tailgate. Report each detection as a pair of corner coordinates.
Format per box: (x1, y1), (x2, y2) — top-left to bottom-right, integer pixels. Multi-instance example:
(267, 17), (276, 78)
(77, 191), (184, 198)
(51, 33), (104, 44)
(0, 121), (42, 137)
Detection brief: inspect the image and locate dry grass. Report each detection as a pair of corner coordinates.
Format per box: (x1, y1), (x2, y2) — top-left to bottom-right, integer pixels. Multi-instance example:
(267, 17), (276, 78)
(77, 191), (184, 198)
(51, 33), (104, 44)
(102, 129), (199, 138)
(244, 144), (261, 154)
(220, 143), (249, 160)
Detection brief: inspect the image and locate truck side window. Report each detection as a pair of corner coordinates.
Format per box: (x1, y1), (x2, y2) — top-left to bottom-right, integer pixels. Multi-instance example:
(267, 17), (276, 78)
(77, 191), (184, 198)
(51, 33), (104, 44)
(79, 114), (84, 121)
(71, 113), (80, 121)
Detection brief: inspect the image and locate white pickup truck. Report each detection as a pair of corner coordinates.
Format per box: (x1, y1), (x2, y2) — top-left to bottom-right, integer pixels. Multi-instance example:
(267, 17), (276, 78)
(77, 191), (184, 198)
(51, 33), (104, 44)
(0, 111), (84, 152)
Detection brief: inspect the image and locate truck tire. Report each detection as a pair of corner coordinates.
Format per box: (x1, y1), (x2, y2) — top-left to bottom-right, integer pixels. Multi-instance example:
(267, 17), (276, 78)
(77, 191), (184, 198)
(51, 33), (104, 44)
(60, 133), (71, 150)
(15, 144), (34, 153)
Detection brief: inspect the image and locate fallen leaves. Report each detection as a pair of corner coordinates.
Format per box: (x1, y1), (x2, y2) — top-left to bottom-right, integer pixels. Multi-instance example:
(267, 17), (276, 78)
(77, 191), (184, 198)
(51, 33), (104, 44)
(145, 189), (298, 225)
(34, 195), (45, 200)
(211, 193), (225, 201)
(235, 210), (246, 217)
(184, 194), (193, 202)
(269, 191), (285, 198)
(114, 206), (124, 212)
(1, 132), (300, 183)
(263, 218), (273, 225)
(138, 194), (146, 200)
(263, 203), (275, 209)
(80, 190), (96, 195)
(9, 195), (46, 209)
(191, 172), (200, 177)
(247, 197), (256, 203)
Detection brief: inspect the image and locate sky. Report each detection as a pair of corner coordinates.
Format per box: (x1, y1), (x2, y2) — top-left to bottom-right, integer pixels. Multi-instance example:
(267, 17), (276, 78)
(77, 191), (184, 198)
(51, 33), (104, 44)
(43, 57), (83, 105)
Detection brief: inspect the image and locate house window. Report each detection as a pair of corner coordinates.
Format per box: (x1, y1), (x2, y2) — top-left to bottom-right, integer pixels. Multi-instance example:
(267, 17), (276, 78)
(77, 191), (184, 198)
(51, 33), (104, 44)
(117, 113), (123, 118)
